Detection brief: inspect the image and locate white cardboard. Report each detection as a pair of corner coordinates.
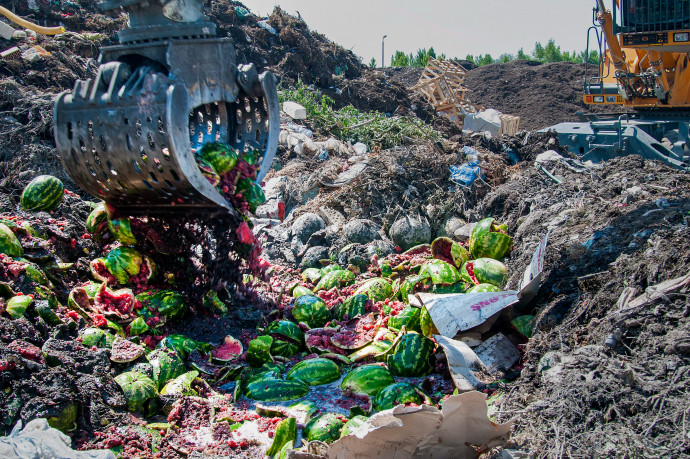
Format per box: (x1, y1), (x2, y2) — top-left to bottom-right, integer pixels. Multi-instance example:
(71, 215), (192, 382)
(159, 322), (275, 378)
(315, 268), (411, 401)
(282, 101), (307, 120)
(327, 392), (513, 459)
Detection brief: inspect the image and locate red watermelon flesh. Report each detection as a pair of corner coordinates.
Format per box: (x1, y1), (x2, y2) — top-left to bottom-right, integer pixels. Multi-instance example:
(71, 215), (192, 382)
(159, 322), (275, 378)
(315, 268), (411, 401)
(305, 328), (348, 355)
(94, 284), (134, 317)
(330, 314), (381, 350)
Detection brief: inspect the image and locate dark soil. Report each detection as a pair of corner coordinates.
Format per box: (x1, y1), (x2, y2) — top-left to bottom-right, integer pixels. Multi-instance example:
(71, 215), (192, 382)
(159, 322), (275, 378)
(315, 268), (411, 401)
(463, 60), (623, 131)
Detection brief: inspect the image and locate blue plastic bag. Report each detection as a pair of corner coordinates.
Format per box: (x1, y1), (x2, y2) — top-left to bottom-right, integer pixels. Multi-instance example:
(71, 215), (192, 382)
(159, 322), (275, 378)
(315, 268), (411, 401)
(450, 162), (484, 187)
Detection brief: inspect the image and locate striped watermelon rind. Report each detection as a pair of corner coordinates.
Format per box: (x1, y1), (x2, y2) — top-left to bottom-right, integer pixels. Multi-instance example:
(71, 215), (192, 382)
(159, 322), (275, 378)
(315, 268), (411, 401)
(20, 175), (64, 211)
(321, 264), (344, 275)
(236, 178), (266, 213)
(469, 217), (513, 260)
(292, 295), (331, 328)
(314, 269), (355, 292)
(245, 377), (309, 402)
(301, 268), (322, 283)
(128, 317), (149, 335)
(102, 247), (143, 285)
(85, 203), (109, 239)
(291, 285), (314, 298)
(303, 413), (345, 444)
(460, 258), (508, 288)
(160, 370), (199, 396)
(466, 283), (501, 293)
(373, 382), (423, 411)
(419, 260), (461, 285)
(353, 278), (393, 302)
(198, 142), (238, 176)
(334, 294), (367, 321)
(114, 371), (158, 412)
(340, 415), (368, 438)
(340, 364), (395, 396)
(6, 295), (31, 319)
(0, 223), (23, 257)
(388, 306), (421, 333)
(387, 333), (434, 377)
(146, 348), (186, 390)
(286, 358), (341, 386)
(108, 218), (137, 246)
(266, 417), (297, 457)
(246, 335), (274, 367)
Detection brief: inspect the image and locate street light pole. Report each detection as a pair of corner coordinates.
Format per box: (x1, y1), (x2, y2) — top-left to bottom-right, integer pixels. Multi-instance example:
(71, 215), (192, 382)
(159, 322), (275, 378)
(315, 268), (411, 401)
(382, 35), (387, 68)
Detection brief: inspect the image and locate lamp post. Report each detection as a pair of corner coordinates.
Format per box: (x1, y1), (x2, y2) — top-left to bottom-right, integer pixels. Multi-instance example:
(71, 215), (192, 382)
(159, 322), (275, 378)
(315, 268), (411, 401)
(381, 35), (387, 68)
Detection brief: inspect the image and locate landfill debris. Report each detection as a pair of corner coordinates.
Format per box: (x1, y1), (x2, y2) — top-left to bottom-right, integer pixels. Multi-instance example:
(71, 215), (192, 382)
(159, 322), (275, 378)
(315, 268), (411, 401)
(450, 162), (484, 187)
(327, 392), (513, 458)
(1, 46), (20, 59)
(257, 19), (277, 35)
(0, 419), (115, 459)
(434, 335), (493, 391)
(21, 45), (49, 61)
(283, 101), (307, 120)
(474, 333), (521, 375)
(0, 20), (16, 40)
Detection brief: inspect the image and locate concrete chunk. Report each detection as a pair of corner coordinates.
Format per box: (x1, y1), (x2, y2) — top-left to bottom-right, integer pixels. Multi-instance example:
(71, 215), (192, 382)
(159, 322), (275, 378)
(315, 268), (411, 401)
(282, 101), (307, 120)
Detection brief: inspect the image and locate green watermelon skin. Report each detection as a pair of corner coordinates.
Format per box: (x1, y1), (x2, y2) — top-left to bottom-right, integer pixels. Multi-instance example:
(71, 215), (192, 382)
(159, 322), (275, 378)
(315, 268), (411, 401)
(198, 142), (237, 175)
(114, 371), (158, 412)
(335, 294), (368, 321)
(291, 295), (331, 328)
(340, 364), (395, 396)
(373, 382), (422, 411)
(314, 269), (355, 292)
(353, 278), (393, 302)
(469, 217), (513, 260)
(236, 178), (266, 213)
(146, 348), (186, 390)
(419, 260), (461, 285)
(461, 258), (508, 288)
(340, 415), (368, 437)
(20, 175), (64, 211)
(303, 413), (345, 444)
(466, 283), (501, 293)
(388, 306), (421, 333)
(266, 417), (297, 456)
(244, 378), (309, 402)
(387, 334), (434, 377)
(286, 358), (341, 386)
(0, 223), (23, 257)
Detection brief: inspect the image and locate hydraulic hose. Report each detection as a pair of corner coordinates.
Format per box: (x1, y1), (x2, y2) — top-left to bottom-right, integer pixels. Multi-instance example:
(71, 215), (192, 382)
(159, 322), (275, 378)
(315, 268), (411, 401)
(0, 5), (65, 35)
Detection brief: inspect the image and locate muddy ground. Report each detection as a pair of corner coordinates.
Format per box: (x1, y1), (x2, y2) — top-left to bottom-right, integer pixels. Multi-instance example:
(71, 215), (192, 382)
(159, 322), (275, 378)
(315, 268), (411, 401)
(0, 1), (689, 458)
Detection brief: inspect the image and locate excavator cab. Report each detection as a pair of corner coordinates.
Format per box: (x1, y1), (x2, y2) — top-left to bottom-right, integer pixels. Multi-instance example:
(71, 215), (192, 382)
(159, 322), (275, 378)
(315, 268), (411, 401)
(546, 0), (690, 170)
(54, 0), (280, 216)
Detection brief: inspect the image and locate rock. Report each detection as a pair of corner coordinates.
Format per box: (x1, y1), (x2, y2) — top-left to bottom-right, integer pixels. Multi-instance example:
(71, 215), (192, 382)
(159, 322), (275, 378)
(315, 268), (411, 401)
(282, 101), (307, 120)
(292, 213), (325, 244)
(453, 222), (477, 242)
(365, 239), (395, 258)
(389, 216), (431, 250)
(318, 207), (346, 229)
(436, 216), (466, 238)
(255, 176), (287, 219)
(342, 219), (381, 244)
(300, 246), (330, 269)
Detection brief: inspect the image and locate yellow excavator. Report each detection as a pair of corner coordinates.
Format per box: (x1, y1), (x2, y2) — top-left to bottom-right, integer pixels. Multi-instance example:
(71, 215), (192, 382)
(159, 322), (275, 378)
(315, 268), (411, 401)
(549, 0), (690, 169)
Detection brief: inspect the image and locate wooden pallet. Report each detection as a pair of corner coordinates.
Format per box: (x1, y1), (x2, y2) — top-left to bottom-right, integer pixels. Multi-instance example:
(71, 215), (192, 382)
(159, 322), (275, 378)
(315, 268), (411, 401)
(413, 58), (520, 135)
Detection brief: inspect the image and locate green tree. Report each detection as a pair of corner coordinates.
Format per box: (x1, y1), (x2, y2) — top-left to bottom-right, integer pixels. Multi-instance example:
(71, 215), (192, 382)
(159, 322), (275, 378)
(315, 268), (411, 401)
(499, 53), (513, 63)
(369, 57), (377, 68)
(390, 50), (410, 67)
(516, 48), (529, 60)
(477, 54), (494, 66)
(543, 40), (563, 62)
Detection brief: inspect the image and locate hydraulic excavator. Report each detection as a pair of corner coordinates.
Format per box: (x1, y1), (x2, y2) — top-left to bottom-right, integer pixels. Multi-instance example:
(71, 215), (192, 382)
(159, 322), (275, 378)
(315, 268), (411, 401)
(53, 0), (279, 216)
(548, 0), (690, 169)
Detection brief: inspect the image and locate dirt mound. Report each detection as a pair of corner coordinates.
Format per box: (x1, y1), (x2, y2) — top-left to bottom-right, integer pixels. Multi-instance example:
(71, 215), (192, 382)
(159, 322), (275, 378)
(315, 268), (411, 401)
(463, 60), (620, 131)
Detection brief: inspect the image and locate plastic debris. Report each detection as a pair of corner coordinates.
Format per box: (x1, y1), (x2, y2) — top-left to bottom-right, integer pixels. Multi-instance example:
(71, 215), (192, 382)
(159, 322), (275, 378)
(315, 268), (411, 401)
(0, 419), (115, 459)
(257, 20), (277, 35)
(449, 162), (484, 187)
(282, 101), (307, 120)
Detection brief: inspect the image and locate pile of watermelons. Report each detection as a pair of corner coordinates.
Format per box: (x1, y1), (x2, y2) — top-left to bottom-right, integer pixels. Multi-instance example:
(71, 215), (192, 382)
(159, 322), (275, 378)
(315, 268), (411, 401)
(1, 174), (526, 457)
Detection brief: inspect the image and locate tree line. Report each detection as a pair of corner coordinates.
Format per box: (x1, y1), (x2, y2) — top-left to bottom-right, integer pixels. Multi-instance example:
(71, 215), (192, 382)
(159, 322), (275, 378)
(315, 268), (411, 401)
(370, 39), (599, 68)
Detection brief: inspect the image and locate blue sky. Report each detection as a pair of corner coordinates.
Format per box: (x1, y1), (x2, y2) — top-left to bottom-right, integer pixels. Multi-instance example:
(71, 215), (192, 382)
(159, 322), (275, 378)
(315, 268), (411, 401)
(246, 0), (598, 65)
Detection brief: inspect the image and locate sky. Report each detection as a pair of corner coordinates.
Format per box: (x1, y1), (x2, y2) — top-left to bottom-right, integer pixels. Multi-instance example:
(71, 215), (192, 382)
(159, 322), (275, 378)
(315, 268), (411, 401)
(244, 0), (598, 65)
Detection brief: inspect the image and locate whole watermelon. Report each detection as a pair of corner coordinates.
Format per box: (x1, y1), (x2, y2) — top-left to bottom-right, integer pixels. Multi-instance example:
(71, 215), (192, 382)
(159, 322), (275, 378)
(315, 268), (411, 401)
(20, 175), (64, 211)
